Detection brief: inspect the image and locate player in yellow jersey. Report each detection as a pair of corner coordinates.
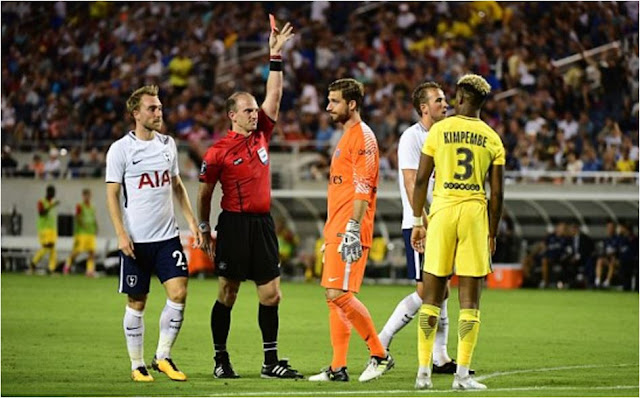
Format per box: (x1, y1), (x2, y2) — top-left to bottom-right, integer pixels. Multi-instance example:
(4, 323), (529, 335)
(411, 74), (505, 390)
(30, 185), (59, 274)
(64, 189), (99, 277)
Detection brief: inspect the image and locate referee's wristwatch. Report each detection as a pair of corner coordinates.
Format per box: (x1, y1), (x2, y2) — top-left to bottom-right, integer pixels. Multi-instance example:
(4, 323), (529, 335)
(198, 221), (211, 233)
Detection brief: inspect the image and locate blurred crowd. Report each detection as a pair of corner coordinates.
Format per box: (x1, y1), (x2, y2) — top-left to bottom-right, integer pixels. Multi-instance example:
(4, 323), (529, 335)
(522, 220), (639, 291)
(1, 1), (639, 180)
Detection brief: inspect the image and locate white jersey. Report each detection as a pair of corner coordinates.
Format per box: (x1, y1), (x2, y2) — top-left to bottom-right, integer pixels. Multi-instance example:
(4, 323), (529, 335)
(397, 122), (435, 230)
(105, 131), (180, 243)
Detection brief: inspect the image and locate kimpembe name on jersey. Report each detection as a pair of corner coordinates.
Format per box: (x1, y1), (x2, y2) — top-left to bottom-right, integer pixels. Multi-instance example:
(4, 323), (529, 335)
(443, 131), (487, 148)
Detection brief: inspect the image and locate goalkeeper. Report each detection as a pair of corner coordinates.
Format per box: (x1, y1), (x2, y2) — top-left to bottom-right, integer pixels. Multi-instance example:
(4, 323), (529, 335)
(309, 78), (393, 383)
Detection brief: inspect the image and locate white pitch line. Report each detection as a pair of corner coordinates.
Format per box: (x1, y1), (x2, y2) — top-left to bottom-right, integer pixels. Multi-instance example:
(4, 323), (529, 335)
(475, 362), (635, 381)
(204, 363), (638, 397)
(205, 385), (638, 396)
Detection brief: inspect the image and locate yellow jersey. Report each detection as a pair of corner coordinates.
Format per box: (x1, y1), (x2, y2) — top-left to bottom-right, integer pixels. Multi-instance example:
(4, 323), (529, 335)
(423, 115), (505, 215)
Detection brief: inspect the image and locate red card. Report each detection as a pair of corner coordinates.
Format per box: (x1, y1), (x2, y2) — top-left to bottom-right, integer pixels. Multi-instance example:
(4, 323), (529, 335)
(269, 14), (276, 31)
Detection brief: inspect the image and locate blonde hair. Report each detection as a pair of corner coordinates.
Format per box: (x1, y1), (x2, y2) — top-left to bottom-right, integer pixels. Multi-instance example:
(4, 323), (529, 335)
(456, 74), (491, 107)
(126, 85), (159, 115)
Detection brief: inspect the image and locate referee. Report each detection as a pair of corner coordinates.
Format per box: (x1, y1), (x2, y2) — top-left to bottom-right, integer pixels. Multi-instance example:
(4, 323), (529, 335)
(197, 18), (302, 380)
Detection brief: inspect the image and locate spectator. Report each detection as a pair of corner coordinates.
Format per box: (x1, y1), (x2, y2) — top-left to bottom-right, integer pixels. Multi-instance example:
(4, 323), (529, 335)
(84, 148), (104, 178)
(617, 222), (639, 291)
(565, 151), (584, 183)
(66, 147), (85, 178)
(616, 146), (636, 174)
(1, 145), (18, 176)
(581, 146), (602, 183)
(566, 223), (595, 288)
(168, 45), (193, 91)
(558, 111), (579, 141)
(43, 148), (62, 179)
(25, 154), (45, 179)
(594, 221), (619, 288)
(540, 221), (572, 289)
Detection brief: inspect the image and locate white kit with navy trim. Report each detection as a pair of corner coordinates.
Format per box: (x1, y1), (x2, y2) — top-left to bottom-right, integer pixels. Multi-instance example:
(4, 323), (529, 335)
(397, 122), (435, 229)
(106, 131), (180, 242)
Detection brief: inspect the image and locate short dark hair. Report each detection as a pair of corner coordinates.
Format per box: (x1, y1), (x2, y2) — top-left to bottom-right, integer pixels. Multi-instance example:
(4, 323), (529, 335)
(412, 82), (442, 116)
(126, 85), (159, 115)
(456, 74), (491, 108)
(225, 92), (255, 114)
(328, 78), (364, 111)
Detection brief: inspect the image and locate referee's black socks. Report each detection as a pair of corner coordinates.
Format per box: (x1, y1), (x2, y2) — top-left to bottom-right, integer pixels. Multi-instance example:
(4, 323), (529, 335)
(259, 304), (279, 365)
(212, 300), (232, 362)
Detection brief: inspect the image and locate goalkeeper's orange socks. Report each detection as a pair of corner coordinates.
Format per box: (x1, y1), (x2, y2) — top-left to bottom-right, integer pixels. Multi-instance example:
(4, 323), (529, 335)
(331, 292), (386, 358)
(328, 300), (351, 369)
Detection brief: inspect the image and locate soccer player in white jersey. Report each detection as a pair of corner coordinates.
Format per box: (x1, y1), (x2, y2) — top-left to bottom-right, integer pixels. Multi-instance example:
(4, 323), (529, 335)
(378, 82), (470, 374)
(106, 85), (202, 382)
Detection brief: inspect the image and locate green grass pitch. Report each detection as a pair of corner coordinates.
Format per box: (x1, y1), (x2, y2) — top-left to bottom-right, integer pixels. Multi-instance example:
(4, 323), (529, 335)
(1, 273), (638, 396)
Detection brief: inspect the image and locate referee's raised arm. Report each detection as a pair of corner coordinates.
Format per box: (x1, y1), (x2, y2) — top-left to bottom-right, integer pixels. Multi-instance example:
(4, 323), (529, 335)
(261, 19), (294, 122)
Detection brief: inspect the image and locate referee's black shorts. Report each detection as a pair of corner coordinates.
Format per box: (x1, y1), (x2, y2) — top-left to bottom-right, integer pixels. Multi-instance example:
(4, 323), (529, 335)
(214, 210), (280, 282)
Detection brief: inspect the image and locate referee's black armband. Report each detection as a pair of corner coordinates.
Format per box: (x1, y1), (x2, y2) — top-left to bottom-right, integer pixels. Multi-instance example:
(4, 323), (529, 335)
(269, 60), (283, 72)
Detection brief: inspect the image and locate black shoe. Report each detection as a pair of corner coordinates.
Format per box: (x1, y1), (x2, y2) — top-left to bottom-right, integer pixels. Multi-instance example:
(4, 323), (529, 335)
(213, 355), (240, 379)
(308, 366), (349, 382)
(432, 359), (475, 375)
(261, 359), (304, 379)
(329, 367), (349, 381)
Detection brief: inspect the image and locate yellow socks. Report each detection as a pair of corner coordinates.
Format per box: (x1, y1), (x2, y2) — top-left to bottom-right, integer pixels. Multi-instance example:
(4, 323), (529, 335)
(48, 248), (57, 272)
(457, 309), (481, 370)
(417, 304), (440, 368)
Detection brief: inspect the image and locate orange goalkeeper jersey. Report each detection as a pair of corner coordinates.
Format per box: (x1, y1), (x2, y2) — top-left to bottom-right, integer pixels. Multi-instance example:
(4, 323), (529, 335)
(323, 121), (379, 247)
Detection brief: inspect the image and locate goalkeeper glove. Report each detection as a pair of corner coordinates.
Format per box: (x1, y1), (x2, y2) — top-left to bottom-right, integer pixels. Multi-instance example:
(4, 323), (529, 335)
(338, 219), (363, 263)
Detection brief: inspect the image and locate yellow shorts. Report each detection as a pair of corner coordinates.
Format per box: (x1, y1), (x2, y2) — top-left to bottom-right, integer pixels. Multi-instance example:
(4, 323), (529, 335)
(424, 201), (491, 277)
(38, 229), (57, 246)
(73, 234), (96, 252)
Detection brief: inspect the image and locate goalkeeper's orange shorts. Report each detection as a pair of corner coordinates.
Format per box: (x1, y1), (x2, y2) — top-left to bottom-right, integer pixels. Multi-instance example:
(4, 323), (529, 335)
(320, 243), (369, 293)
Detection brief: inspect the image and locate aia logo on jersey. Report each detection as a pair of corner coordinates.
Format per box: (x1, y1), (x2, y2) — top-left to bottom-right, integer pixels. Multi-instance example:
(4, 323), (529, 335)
(139, 170), (170, 189)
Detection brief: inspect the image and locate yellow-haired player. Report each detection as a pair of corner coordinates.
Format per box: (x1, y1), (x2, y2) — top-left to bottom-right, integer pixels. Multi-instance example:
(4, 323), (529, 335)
(411, 74), (505, 390)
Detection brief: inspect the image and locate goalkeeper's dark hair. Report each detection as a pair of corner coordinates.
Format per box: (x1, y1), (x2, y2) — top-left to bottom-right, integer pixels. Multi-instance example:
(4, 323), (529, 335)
(328, 78), (364, 111)
(412, 81), (442, 116)
(456, 74), (491, 108)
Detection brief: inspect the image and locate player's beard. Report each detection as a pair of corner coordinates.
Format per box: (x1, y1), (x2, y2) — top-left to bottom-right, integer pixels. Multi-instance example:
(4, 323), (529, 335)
(331, 109), (350, 124)
(144, 119), (163, 132)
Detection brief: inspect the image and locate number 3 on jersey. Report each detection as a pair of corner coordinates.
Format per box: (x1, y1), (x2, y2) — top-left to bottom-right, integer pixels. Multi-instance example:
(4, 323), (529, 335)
(172, 250), (187, 271)
(454, 148), (474, 180)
